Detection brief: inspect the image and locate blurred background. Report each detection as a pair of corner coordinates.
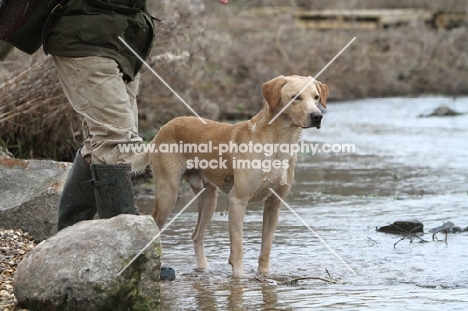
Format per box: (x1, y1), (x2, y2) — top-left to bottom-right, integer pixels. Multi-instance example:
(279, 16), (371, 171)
(0, 0), (467, 161)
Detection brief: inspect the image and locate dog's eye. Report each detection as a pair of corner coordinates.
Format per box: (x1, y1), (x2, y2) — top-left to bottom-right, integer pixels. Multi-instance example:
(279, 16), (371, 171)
(291, 95), (302, 101)
(314, 95), (320, 101)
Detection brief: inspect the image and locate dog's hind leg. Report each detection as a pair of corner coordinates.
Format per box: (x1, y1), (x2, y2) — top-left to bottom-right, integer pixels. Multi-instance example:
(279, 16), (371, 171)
(152, 161), (183, 230)
(187, 176), (218, 270)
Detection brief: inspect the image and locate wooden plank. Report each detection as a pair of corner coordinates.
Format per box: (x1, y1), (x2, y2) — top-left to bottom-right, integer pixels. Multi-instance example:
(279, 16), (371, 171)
(246, 7), (466, 29)
(434, 12), (468, 28)
(378, 10), (433, 25)
(295, 9), (434, 29)
(296, 19), (378, 29)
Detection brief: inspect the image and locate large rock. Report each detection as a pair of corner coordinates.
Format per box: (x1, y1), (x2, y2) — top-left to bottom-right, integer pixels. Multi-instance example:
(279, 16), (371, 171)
(0, 157), (71, 241)
(377, 220), (424, 235)
(14, 215), (161, 310)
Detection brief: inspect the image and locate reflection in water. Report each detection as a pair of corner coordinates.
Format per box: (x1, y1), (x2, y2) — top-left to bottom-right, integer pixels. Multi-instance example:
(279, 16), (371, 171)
(261, 285), (278, 310)
(134, 98), (468, 310)
(193, 282), (218, 311)
(228, 283), (244, 310)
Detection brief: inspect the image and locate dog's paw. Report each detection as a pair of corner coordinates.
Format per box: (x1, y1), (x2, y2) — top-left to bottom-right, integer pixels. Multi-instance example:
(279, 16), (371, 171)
(195, 263), (209, 271)
(257, 266), (269, 275)
(232, 269), (246, 279)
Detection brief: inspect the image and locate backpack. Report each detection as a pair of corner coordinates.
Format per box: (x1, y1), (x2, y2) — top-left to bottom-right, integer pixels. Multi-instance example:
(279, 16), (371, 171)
(0, 0), (68, 54)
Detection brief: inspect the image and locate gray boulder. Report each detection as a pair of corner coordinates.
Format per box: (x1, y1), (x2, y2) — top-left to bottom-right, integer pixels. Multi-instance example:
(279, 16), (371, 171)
(0, 157), (71, 241)
(14, 215), (161, 311)
(419, 105), (463, 117)
(429, 221), (463, 234)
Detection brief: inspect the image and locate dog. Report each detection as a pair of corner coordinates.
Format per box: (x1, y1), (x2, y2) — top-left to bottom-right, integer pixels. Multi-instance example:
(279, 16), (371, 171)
(132, 75), (329, 278)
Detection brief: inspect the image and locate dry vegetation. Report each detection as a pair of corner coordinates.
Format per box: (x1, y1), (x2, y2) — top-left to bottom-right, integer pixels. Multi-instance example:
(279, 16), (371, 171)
(0, 0), (467, 161)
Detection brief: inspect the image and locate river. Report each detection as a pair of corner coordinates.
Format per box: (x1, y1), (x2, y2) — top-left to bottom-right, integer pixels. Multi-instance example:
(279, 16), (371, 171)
(135, 97), (468, 310)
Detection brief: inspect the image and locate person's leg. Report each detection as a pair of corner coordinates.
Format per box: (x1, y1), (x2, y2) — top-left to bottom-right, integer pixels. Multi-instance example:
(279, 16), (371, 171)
(57, 148), (97, 230)
(53, 56), (140, 228)
(52, 56), (142, 164)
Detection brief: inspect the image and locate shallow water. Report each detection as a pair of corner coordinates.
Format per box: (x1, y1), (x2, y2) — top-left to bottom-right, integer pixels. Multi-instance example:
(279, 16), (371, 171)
(135, 97), (468, 310)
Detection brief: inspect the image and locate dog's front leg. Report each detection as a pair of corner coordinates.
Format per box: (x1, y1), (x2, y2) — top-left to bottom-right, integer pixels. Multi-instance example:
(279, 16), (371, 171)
(259, 185), (291, 274)
(228, 195), (249, 278)
(258, 195), (282, 274)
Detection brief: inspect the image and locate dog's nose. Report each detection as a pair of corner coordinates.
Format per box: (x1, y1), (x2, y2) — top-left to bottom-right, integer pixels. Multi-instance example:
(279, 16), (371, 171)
(310, 112), (323, 123)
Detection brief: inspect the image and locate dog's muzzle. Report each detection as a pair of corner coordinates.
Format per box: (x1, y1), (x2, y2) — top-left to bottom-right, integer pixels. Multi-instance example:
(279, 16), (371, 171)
(310, 112), (323, 129)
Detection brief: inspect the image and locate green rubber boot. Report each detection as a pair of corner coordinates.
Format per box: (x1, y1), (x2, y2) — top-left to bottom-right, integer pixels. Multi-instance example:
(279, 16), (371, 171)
(58, 150), (97, 231)
(90, 164), (140, 219)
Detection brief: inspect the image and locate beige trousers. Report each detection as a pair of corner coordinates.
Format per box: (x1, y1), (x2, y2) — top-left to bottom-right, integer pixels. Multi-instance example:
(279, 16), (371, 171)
(52, 56), (143, 164)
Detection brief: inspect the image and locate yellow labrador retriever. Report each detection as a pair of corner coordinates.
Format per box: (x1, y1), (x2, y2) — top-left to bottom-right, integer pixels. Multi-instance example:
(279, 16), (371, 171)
(132, 75), (328, 278)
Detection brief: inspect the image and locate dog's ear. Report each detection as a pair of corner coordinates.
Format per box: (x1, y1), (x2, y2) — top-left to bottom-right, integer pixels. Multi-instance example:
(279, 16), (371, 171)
(262, 75), (287, 110)
(316, 81), (329, 109)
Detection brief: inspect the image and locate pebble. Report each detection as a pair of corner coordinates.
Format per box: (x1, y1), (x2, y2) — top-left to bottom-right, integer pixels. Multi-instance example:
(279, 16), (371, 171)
(0, 229), (36, 311)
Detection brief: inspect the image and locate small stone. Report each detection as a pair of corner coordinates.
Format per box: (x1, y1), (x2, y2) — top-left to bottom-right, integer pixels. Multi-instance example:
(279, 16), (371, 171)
(429, 221), (463, 234)
(420, 105), (463, 117)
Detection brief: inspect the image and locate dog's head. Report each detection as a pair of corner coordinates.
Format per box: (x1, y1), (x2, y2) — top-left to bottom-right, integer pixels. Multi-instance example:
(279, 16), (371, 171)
(262, 75), (328, 129)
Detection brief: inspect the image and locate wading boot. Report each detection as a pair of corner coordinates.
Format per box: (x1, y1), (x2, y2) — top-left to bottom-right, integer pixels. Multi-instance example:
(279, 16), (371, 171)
(90, 164), (140, 218)
(58, 150), (97, 231)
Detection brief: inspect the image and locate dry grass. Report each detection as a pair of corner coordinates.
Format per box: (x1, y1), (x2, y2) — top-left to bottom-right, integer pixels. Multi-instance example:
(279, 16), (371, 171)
(0, 0), (467, 160)
(0, 55), (80, 160)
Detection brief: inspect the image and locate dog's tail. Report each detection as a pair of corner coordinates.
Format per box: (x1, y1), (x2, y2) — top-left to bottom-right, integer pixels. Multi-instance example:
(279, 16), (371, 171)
(131, 151), (150, 175)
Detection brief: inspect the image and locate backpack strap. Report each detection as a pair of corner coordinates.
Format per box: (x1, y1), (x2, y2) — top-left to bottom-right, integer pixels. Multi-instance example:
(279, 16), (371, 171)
(83, 0), (141, 14)
(42, 0), (70, 55)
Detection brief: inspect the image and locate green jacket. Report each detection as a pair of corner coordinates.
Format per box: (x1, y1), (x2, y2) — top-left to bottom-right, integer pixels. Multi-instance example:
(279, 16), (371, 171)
(46, 0), (155, 81)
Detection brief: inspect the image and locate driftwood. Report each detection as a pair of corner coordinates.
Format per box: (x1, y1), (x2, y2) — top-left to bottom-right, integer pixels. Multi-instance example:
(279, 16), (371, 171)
(252, 269), (339, 285)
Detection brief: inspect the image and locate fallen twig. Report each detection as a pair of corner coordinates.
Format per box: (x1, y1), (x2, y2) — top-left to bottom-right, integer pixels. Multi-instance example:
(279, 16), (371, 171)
(367, 237), (379, 245)
(394, 232), (429, 249)
(252, 268), (339, 286)
(288, 276), (338, 284)
(253, 277), (270, 285)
